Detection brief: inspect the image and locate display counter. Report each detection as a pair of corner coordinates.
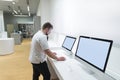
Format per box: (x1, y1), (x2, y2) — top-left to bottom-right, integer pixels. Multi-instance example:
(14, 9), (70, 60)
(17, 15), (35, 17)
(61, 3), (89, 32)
(0, 38), (14, 55)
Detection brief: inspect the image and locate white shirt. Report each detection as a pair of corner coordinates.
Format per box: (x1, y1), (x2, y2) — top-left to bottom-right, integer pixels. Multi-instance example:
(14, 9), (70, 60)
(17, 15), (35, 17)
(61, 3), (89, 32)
(29, 30), (49, 64)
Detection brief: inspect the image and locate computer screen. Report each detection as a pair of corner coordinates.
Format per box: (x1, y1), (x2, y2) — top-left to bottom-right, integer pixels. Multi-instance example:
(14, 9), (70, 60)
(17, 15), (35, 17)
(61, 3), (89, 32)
(75, 36), (113, 72)
(62, 36), (76, 51)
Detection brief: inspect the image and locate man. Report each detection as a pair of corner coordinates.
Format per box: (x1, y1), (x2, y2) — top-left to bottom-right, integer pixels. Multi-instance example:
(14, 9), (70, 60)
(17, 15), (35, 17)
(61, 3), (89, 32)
(29, 22), (65, 80)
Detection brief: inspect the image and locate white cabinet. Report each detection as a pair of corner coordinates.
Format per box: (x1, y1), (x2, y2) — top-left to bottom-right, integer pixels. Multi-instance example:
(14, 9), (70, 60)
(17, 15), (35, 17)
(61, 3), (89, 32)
(11, 33), (22, 45)
(0, 38), (14, 55)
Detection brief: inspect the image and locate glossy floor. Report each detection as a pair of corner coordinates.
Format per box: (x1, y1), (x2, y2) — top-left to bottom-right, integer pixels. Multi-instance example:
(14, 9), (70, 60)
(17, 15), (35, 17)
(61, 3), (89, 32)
(0, 39), (43, 80)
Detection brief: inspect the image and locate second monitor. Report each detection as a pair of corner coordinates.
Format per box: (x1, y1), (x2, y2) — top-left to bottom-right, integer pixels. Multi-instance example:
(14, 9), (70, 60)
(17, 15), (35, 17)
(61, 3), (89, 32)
(62, 36), (76, 51)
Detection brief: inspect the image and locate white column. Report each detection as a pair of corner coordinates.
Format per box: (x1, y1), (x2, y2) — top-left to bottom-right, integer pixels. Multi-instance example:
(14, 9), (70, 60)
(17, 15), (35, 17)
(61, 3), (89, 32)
(0, 11), (5, 32)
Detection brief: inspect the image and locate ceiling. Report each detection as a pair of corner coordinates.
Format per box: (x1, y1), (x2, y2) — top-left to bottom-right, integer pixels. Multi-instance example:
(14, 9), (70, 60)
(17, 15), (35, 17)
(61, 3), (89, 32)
(0, 0), (40, 15)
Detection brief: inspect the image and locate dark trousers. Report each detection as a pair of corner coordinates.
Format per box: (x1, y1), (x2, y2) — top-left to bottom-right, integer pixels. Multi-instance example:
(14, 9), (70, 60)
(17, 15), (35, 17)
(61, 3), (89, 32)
(32, 61), (51, 80)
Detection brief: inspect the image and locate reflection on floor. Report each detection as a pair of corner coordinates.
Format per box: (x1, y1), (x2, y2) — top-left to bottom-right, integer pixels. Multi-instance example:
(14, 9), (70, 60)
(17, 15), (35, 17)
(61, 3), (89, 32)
(0, 38), (43, 80)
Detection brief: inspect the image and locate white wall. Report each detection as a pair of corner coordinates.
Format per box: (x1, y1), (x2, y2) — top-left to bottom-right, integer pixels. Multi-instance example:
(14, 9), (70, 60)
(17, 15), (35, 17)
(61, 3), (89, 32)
(37, 0), (120, 79)
(37, 0), (51, 27)
(50, 0), (120, 45)
(0, 11), (5, 32)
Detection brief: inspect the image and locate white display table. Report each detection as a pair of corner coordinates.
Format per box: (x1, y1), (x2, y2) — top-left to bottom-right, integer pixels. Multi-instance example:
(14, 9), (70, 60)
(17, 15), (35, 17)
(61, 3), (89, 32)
(0, 38), (14, 55)
(48, 41), (116, 80)
(48, 53), (98, 80)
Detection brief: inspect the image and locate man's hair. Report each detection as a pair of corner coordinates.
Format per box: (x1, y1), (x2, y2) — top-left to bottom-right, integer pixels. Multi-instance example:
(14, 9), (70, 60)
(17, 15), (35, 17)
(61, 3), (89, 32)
(42, 22), (53, 30)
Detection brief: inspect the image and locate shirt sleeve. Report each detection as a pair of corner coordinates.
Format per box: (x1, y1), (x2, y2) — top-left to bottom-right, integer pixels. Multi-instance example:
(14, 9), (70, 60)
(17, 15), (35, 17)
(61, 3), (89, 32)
(38, 36), (49, 50)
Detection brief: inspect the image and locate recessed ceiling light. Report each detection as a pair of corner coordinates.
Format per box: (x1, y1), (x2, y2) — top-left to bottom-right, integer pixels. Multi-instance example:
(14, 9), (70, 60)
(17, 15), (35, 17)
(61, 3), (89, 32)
(28, 12), (30, 16)
(0, 0), (19, 2)
(14, 15), (29, 17)
(0, 0), (13, 1)
(13, 10), (18, 14)
(12, 1), (15, 4)
(27, 5), (30, 12)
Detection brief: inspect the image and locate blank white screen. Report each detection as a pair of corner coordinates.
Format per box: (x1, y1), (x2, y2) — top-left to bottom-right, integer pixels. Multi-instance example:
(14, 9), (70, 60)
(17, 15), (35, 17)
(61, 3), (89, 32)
(62, 37), (76, 51)
(76, 38), (111, 70)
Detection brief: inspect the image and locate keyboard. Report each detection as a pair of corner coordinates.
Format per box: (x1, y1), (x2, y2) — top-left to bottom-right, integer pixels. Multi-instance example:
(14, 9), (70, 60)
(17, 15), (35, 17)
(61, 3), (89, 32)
(54, 49), (72, 59)
(56, 52), (69, 59)
(52, 58), (98, 80)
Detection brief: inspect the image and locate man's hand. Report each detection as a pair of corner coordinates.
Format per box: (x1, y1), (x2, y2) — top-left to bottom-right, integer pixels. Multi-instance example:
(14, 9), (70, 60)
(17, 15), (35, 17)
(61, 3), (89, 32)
(44, 49), (65, 61)
(57, 57), (66, 61)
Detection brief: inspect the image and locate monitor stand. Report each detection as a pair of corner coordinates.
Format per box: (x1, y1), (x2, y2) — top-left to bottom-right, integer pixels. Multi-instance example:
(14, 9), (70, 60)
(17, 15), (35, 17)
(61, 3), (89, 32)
(75, 59), (116, 80)
(80, 64), (95, 75)
(80, 64), (116, 80)
(63, 49), (73, 56)
(75, 61), (94, 75)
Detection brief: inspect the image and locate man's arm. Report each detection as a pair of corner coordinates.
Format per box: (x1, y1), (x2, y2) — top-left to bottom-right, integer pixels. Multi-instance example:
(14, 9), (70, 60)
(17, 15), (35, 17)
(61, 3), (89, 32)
(44, 49), (65, 61)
